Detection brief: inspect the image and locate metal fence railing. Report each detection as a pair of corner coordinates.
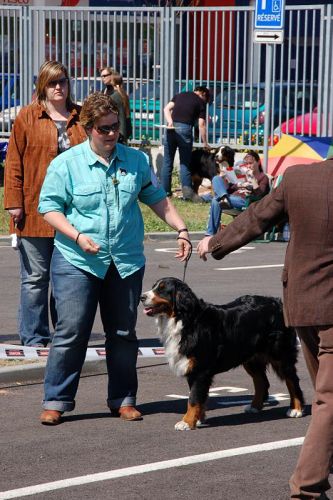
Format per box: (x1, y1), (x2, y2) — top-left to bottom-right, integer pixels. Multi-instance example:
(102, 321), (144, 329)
(0, 4), (332, 149)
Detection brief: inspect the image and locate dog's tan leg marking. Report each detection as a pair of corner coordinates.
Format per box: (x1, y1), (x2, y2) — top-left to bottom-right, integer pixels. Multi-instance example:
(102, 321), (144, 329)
(175, 402), (202, 431)
(183, 402), (202, 428)
(285, 378), (304, 418)
(243, 364), (266, 412)
(185, 357), (196, 375)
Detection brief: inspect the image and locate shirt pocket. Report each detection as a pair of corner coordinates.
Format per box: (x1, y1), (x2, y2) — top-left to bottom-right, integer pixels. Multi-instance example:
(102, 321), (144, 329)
(118, 178), (138, 208)
(72, 184), (103, 212)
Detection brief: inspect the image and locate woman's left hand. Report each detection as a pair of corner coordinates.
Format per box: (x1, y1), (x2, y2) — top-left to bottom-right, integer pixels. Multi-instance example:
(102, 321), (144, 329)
(176, 230), (192, 261)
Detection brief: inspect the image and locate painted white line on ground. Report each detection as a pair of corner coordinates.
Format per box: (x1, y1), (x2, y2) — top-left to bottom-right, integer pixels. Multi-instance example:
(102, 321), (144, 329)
(0, 437), (304, 499)
(215, 264), (284, 271)
(155, 246), (255, 254)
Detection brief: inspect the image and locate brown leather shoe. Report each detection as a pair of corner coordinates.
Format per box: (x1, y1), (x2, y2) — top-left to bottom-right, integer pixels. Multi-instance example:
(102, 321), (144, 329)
(40, 410), (63, 425)
(110, 406), (142, 421)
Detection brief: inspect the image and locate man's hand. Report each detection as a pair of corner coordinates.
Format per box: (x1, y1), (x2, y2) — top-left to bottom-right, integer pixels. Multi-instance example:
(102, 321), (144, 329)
(196, 235), (212, 261)
(8, 208), (24, 225)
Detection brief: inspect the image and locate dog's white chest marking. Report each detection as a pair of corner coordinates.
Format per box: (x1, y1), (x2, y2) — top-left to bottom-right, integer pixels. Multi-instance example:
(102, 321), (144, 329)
(157, 317), (189, 377)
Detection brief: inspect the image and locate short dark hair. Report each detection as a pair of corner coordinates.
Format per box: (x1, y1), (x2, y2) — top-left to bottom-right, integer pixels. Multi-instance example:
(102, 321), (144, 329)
(80, 92), (119, 131)
(194, 86), (210, 102)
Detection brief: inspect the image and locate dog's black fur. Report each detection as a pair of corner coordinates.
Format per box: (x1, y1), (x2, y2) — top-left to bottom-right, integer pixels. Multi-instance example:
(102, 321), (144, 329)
(141, 277), (304, 430)
(189, 145), (235, 194)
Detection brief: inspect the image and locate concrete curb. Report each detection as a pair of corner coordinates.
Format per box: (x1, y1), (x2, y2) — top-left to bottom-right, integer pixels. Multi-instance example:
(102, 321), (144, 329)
(0, 359), (108, 386)
(0, 232), (206, 246)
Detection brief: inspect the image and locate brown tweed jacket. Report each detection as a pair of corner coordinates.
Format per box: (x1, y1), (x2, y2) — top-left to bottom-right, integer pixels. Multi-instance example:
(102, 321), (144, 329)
(208, 159), (333, 327)
(4, 102), (87, 237)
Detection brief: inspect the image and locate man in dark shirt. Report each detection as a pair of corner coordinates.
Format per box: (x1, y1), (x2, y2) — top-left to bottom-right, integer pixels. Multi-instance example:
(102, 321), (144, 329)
(160, 86), (210, 202)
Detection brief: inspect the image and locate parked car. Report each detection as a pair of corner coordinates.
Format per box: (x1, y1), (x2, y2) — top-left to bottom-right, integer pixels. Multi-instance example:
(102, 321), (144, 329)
(277, 107), (321, 136)
(130, 80), (218, 142)
(0, 74), (20, 112)
(130, 82), (161, 142)
(208, 82), (318, 146)
(0, 77), (98, 133)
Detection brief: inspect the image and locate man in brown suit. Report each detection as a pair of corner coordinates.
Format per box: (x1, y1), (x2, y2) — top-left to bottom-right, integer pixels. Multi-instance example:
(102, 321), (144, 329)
(197, 160), (333, 500)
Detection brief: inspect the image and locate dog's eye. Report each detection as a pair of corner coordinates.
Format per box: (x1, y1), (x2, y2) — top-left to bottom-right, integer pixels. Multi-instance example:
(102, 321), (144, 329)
(158, 282), (165, 291)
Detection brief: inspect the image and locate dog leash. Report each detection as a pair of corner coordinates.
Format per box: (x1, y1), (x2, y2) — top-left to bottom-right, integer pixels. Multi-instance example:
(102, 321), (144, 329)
(176, 236), (193, 282)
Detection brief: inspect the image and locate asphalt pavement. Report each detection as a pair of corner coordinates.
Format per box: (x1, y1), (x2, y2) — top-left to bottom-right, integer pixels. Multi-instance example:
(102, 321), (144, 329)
(0, 236), (327, 500)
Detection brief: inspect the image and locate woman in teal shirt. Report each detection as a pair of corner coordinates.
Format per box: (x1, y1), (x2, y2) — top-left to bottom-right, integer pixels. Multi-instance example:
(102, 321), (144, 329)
(38, 92), (191, 426)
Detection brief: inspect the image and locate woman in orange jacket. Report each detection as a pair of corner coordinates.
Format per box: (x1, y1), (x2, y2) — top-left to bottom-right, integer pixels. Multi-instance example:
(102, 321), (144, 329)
(4, 60), (86, 347)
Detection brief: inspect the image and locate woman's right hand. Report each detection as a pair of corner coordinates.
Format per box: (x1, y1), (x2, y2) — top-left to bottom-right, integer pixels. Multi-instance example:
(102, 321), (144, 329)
(8, 208), (24, 225)
(77, 234), (100, 254)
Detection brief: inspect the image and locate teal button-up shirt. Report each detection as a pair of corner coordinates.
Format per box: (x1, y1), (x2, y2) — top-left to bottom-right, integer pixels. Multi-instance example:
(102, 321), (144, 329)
(38, 140), (166, 278)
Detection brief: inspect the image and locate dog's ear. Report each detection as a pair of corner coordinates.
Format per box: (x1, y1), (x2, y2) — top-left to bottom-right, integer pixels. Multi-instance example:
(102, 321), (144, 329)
(173, 281), (198, 320)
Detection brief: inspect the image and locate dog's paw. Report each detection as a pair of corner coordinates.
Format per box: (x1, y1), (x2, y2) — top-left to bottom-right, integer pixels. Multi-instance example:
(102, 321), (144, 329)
(244, 404), (260, 414)
(175, 420), (192, 431)
(286, 408), (304, 418)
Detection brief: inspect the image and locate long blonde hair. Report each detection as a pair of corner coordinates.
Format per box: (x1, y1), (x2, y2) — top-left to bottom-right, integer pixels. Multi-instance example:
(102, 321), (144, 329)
(110, 74), (130, 117)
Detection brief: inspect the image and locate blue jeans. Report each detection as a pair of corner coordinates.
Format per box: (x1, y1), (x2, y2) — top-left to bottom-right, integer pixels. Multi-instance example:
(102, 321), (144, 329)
(160, 122), (193, 195)
(18, 237), (56, 347)
(206, 176), (246, 235)
(43, 248), (144, 412)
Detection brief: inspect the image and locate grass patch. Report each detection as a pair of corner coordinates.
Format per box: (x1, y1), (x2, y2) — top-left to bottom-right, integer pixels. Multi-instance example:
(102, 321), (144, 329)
(0, 187), (10, 235)
(0, 185), (231, 235)
(140, 198), (211, 233)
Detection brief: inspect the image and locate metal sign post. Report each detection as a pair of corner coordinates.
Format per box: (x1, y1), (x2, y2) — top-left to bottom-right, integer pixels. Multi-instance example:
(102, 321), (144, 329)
(253, 0), (286, 172)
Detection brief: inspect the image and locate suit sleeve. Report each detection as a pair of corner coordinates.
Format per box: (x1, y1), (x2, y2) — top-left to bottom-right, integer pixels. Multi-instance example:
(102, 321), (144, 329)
(208, 178), (287, 260)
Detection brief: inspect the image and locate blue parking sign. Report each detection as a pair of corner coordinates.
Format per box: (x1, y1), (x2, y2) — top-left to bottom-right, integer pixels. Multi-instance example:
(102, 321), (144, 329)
(255, 0), (285, 30)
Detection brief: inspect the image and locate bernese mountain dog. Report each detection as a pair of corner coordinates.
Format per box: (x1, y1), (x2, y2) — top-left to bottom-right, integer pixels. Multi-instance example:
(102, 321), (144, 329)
(190, 145), (235, 194)
(141, 277), (304, 431)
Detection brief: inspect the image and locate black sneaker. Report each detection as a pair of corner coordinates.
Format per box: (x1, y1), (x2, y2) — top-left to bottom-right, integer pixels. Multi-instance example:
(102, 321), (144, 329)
(218, 194), (232, 209)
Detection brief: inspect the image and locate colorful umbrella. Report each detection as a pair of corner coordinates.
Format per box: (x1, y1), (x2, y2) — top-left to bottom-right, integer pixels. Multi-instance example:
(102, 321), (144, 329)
(267, 134), (333, 177)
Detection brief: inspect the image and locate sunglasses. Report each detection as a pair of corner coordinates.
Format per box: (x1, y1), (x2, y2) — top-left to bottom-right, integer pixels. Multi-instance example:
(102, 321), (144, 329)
(48, 77), (68, 87)
(95, 123), (120, 135)
(101, 73), (111, 78)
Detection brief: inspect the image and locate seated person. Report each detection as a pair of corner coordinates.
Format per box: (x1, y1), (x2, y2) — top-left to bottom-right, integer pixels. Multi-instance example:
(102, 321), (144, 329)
(205, 151), (270, 235)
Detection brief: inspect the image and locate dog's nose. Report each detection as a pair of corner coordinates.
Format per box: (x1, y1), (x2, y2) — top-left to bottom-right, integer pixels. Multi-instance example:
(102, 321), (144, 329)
(140, 294), (146, 303)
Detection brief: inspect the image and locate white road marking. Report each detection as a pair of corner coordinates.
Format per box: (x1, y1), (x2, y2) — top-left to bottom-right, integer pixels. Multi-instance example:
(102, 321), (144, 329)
(0, 438), (304, 499)
(215, 264), (284, 271)
(218, 393), (289, 406)
(210, 386), (248, 393)
(166, 386), (248, 399)
(155, 246), (255, 255)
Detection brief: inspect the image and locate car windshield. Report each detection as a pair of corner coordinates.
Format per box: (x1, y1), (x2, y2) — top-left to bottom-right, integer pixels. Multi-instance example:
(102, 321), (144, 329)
(213, 87), (265, 108)
(130, 83), (160, 100)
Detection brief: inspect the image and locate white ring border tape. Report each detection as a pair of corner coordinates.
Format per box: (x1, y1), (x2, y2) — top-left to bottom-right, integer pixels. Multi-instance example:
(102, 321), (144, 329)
(0, 344), (165, 360)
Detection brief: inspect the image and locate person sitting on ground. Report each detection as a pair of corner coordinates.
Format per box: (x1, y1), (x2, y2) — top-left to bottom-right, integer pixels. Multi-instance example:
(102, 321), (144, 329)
(205, 151), (270, 236)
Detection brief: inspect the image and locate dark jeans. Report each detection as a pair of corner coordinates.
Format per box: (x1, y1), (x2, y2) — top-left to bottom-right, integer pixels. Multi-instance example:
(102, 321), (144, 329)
(43, 248), (144, 412)
(161, 122), (193, 195)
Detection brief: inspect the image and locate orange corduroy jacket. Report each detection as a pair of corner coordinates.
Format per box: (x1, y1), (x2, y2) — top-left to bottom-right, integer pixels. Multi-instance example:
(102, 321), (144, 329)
(4, 102), (87, 237)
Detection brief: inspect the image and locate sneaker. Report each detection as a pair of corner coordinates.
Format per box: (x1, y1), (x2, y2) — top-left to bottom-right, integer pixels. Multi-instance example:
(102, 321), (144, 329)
(182, 186), (204, 203)
(218, 194), (232, 209)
